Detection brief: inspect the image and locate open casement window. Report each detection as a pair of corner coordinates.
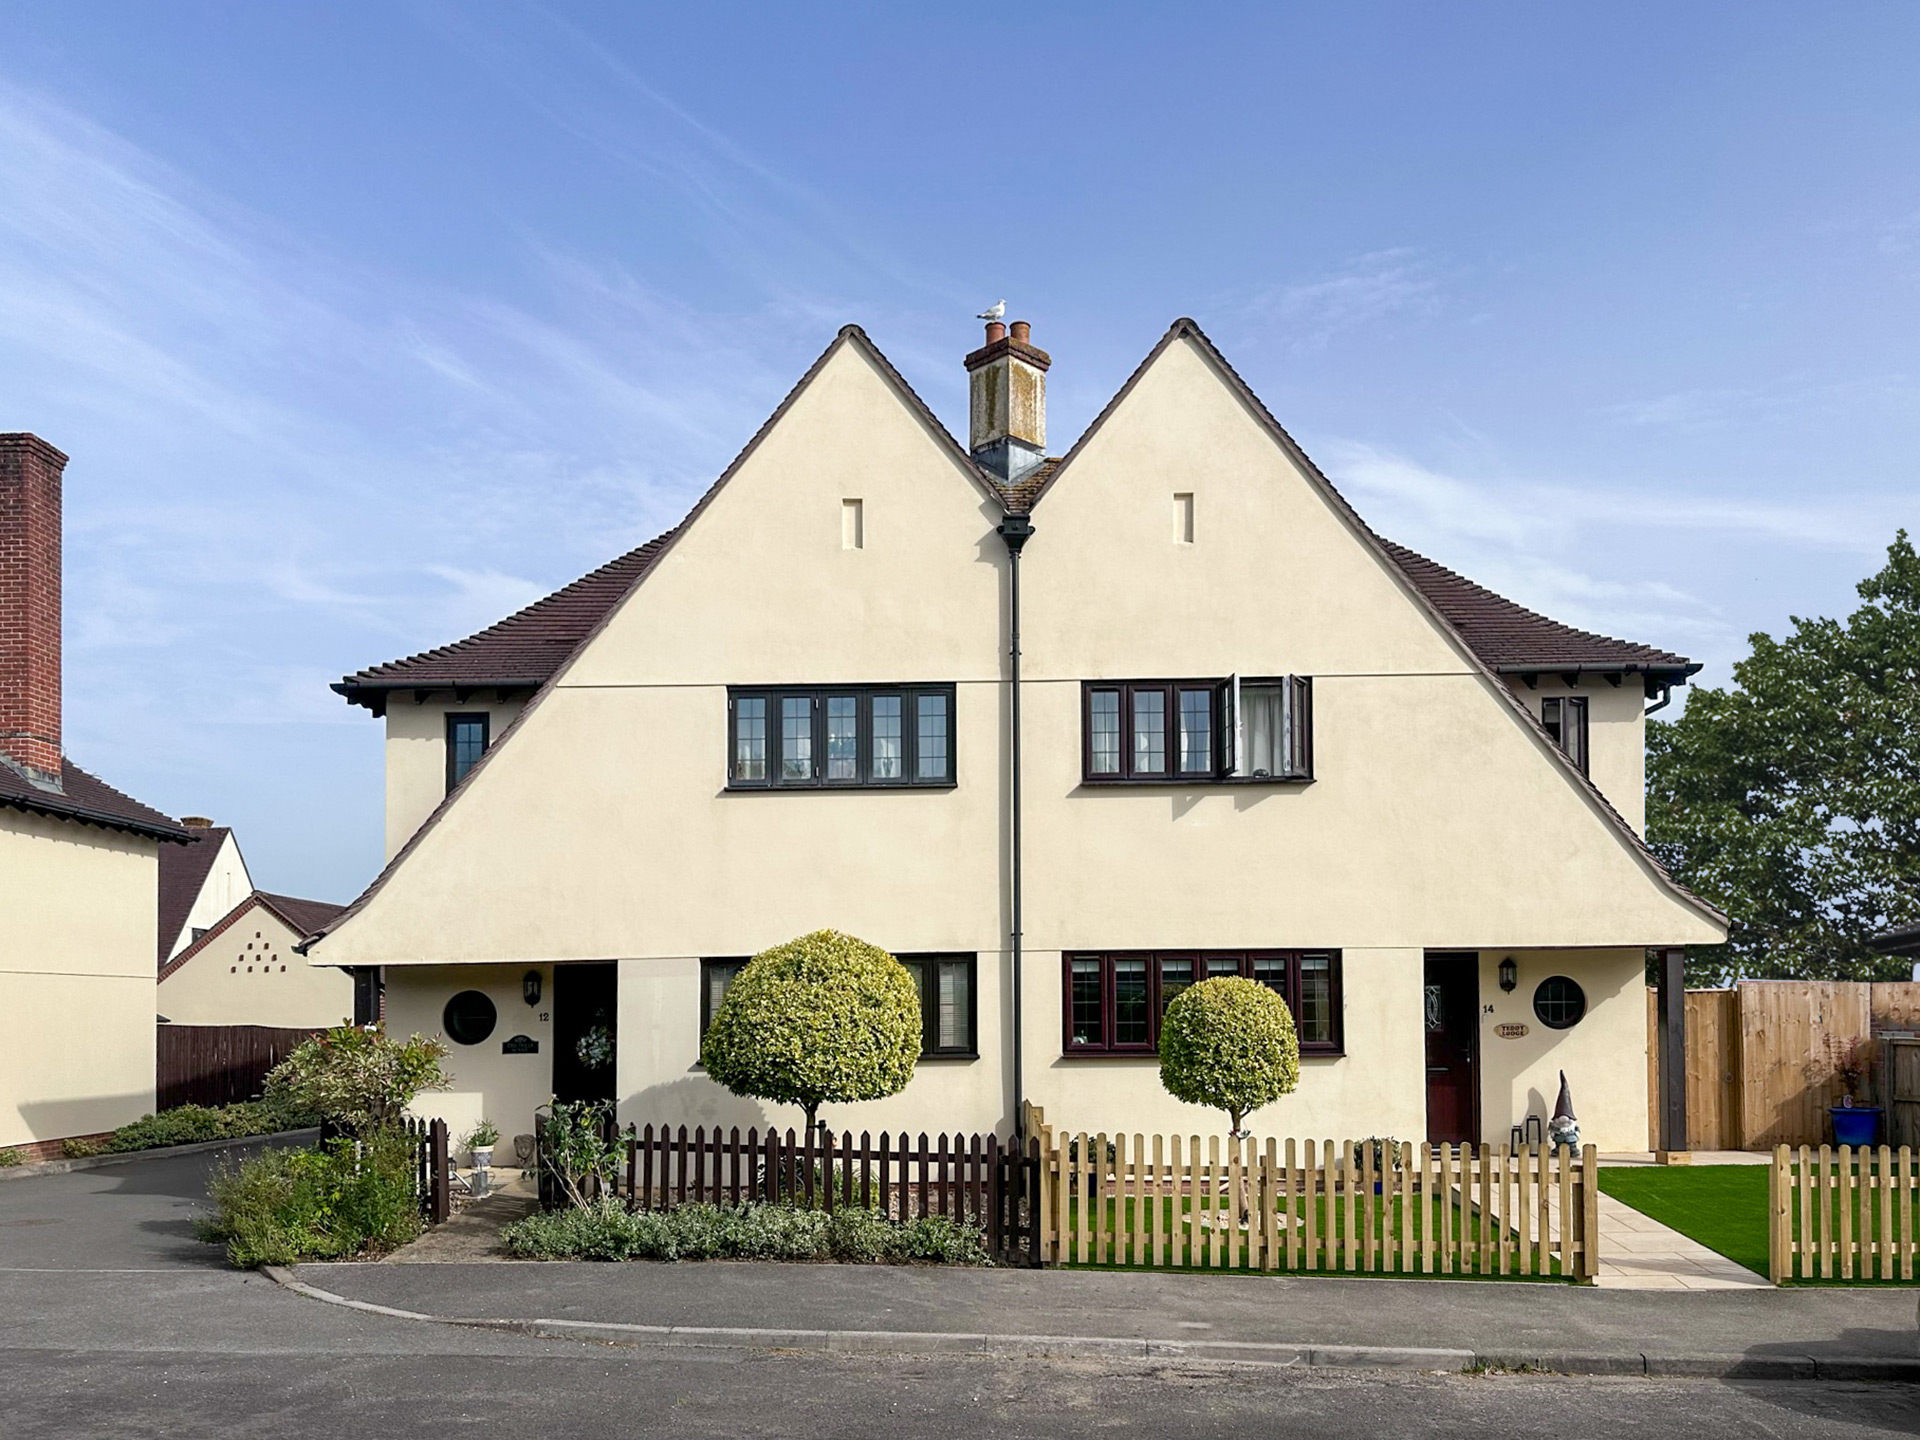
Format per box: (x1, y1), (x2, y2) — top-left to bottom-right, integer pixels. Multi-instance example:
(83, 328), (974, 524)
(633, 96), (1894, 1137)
(727, 685), (956, 789)
(1062, 950), (1342, 1056)
(1541, 695), (1589, 776)
(701, 953), (975, 1058)
(1082, 677), (1311, 784)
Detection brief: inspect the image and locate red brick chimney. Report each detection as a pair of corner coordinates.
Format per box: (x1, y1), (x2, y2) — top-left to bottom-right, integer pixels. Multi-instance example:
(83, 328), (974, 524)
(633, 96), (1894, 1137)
(0, 434), (65, 787)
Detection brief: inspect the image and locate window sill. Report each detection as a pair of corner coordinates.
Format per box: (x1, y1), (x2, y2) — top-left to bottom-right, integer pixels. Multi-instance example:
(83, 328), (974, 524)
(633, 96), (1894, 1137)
(723, 780), (958, 793)
(1059, 1048), (1346, 1061)
(1075, 774), (1313, 789)
(917, 1052), (979, 1063)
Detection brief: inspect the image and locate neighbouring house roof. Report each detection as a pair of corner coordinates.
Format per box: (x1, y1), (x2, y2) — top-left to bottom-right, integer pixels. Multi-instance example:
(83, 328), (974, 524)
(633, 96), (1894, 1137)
(313, 320), (1725, 946)
(1871, 924), (1920, 959)
(0, 759), (187, 843)
(158, 889), (348, 983)
(157, 825), (232, 965)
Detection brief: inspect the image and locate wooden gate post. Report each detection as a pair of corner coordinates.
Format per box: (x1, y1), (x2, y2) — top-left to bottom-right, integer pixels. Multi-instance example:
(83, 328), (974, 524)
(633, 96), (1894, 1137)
(1655, 948), (1689, 1163)
(428, 1118), (451, 1224)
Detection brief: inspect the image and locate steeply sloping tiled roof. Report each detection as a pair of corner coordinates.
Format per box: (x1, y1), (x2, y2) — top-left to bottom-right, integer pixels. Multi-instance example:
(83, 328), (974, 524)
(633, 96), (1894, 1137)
(0, 760), (186, 843)
(157, 825), (231, 964)
(334, 533), (677, 709)
(1376, 541), (1694, 675)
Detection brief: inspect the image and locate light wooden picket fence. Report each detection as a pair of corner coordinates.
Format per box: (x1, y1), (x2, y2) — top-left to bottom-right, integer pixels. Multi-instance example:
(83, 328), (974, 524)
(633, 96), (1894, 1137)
(1770, 1144), (1917, 1282)
(1027, 1115), (1599, 1280)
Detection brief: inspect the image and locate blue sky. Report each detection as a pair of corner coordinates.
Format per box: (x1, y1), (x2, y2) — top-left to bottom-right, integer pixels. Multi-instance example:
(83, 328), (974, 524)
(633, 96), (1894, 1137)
(0, 2), (1914, 902)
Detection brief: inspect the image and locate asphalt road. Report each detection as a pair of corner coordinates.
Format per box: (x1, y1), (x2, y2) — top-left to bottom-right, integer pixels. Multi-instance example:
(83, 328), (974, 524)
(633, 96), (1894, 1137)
(2, 1143), (1917, 1438)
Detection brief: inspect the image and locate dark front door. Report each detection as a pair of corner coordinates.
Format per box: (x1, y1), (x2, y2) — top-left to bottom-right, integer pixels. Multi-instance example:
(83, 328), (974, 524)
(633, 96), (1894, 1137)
(1424, 952), (1480, 1145)
(551, 962), (618, 1104)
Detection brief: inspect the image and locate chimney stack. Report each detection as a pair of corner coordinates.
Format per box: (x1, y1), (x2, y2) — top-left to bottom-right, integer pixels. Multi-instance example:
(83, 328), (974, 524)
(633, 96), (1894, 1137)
(965, 319), (1050, 483)
(0, 434), (65, 788)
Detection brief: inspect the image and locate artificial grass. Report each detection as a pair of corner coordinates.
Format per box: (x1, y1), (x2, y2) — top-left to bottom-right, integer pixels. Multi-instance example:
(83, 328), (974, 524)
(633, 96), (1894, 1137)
(1596, 1165), (1770, 1277)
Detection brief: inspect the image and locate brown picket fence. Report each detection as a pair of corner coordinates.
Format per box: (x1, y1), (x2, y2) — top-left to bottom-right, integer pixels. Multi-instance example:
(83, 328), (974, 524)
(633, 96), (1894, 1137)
(1769, 1144), (1917, 1282)
(1028, 1117), (1598, 1280)
(619, 1124), (1042, 1266)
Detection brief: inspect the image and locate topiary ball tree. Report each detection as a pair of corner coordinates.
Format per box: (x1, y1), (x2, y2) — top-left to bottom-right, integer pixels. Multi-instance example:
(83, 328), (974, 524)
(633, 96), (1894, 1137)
(700, 929), (921, 1135)
(1159, 977), (1300, 1137)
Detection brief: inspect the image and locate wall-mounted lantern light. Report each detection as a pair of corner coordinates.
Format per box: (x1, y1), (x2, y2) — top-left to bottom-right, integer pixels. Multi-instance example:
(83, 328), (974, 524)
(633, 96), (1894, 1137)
(1499, 956), (1518, 994)
(523, 970), (543, 1007)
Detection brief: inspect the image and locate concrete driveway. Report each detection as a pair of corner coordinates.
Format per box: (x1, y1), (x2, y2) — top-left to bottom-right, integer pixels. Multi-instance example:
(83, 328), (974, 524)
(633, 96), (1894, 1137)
(0, 1142), (1916, 1439)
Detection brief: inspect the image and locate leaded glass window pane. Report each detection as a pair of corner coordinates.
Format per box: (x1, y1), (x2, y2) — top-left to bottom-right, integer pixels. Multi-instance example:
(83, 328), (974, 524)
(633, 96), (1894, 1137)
(1159, 957), (1193, 1017)
(916, 692), (949, 781)
(1251, 957), (1287, 997)
(937, 960), (970, 1050)
(734, 698), (767, 781)
(825, 695), (858, 781)
(1089, 690), (1121, 775)
(1178, 689), (1213, 774)
(1298, 954), (1332, 1045)
(1133, 690), (1167, 775)
(1070, 958), (1104, 1047)
(871, 694), (903, 780)
(781, 696), (813, 781)
(1205, 956), (1239, 979)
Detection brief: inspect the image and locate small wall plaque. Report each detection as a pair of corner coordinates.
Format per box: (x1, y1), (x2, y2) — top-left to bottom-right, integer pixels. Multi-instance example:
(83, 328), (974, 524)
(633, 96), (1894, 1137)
(1494, 1022), (1530, 1040)
(501, 1034), (539, 1054)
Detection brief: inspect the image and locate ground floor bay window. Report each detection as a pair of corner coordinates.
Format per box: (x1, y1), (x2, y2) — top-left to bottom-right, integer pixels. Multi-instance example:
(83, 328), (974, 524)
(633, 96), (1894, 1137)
(1062, 950), (1342, 1056)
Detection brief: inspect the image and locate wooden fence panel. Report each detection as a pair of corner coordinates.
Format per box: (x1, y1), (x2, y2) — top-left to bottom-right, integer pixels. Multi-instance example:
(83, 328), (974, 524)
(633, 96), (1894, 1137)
(1871, 983), (1920, 1033)
(1773, 1143), (1918, 1281)
(156, 1023), (321, 1111)
(1740, 982), (1874, 1150)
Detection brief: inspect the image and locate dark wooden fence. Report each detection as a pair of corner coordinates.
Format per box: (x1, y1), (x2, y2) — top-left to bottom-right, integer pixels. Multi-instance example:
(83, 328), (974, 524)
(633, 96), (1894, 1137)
(404, 1116), (452, 1224)
(155, 1024), (322, 1110)
(602, 1125), (1041, 1266)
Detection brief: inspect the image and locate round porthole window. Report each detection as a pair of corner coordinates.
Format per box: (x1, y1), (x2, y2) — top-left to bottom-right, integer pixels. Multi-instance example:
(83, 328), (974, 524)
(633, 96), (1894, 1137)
(443, 990), (498, 1046)
(1532, 976), (1586, 1030)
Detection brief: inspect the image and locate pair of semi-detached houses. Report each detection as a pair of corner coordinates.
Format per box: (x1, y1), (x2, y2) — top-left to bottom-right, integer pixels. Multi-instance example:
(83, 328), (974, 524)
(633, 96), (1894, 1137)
(304, 317), (1727, 1153)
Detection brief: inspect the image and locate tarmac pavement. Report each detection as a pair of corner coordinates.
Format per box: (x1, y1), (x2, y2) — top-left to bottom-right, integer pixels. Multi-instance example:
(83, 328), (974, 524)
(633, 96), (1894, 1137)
(1, 1140), (1918, 1438)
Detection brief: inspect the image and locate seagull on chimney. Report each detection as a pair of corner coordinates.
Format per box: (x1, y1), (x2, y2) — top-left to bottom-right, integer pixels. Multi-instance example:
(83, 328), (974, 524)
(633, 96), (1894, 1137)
(977, 300), (1006, 321)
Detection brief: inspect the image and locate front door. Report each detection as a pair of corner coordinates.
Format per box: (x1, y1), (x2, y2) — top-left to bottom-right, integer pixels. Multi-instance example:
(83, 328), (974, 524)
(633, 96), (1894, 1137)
(1424, 952), (1480, 1145)
(552, 962), (618, 1104)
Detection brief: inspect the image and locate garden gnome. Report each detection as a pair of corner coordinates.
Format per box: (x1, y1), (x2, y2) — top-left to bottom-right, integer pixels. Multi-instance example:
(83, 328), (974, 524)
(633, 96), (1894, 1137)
(1547, 1070), (1579, 1150)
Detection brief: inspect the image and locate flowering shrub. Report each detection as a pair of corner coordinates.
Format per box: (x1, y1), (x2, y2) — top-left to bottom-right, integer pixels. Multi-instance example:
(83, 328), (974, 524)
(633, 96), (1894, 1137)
(263, 1024), (449, 1135)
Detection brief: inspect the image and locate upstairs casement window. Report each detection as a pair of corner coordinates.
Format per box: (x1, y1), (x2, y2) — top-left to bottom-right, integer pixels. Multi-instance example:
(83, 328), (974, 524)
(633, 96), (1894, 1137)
(1541, 696), (1589, 776)
(701, 953), (976, 1057)
(1082, 676), (1311, 784)
(445, 712), (490, 793)
(727, 685), (956, 789)
(1064, 950), (1342, 1057)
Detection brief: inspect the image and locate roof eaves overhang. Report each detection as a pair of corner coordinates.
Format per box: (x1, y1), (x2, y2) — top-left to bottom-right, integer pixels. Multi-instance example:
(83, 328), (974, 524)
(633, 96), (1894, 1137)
(1, 791), (190, 844)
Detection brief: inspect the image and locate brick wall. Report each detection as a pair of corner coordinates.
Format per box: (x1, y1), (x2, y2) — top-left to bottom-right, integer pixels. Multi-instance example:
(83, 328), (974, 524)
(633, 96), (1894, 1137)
(0, 433), (65, 780)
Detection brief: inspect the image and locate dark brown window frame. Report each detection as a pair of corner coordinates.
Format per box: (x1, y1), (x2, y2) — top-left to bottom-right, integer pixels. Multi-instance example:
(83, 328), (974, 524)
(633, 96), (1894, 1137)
(1060, 949), (1343, 1057)
(700, 952), (978, 1059)
(445, 711), (490, 794)
(1541, 695), (1589, 776)
(1080, 676), (1312, 785)
(726, 684), (957, 790)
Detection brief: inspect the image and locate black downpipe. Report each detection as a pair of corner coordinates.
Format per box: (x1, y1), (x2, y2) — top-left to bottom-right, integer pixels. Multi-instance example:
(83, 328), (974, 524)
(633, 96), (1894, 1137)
(996, 512), (1034, 1138)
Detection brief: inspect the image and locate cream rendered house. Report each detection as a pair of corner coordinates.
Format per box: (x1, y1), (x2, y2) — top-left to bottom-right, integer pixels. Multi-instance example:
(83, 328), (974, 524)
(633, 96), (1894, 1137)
(157, 820), (252, 966)
(1, 433), (187, 1156)
(158, 891), (350, 1029)
(305, 320), (1725, 1151)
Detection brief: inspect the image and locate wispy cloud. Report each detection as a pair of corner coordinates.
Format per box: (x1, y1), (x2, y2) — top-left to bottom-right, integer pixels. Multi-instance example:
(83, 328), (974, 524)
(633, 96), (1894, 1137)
(1244, 249), (1443, 352)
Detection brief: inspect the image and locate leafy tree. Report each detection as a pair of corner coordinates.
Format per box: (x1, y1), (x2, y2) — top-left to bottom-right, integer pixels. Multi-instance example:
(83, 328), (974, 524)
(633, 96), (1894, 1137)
(1646, 532), (1920, 985)
(1159, 977), (1300, 1136)
(700, 929), (921, 1134)
(264, 1024), (450, 1135)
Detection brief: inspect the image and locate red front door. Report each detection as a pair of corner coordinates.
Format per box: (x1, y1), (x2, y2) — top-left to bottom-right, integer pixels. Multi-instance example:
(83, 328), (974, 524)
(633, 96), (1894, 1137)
(1424, 952), (1480, 1145)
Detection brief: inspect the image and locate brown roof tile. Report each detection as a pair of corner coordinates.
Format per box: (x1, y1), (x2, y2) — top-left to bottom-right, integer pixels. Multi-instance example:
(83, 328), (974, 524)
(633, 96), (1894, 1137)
(0, 760), (186, 843)
(157, 825), (232, 965)
(159, 889), (348, 982)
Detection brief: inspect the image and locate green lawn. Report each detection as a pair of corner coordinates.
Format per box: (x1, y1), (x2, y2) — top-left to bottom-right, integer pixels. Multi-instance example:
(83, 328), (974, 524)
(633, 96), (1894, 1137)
(1597, 1165), (1770, 1277)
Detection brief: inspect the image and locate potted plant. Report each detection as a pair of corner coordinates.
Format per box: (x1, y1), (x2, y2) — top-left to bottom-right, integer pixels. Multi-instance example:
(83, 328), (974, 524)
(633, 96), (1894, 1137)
(1829, 1038), (1882, 1149)
(466, 1119), (500, 1170)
